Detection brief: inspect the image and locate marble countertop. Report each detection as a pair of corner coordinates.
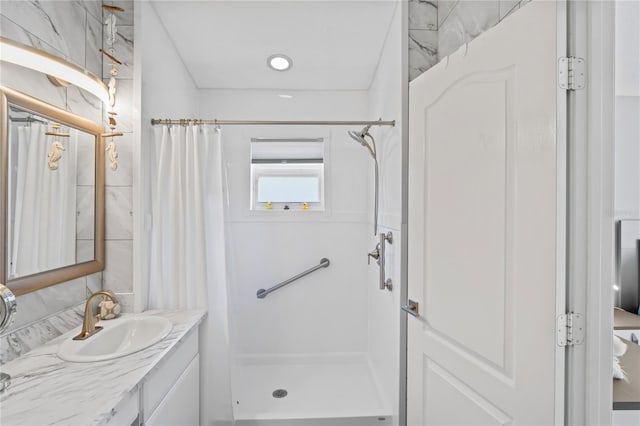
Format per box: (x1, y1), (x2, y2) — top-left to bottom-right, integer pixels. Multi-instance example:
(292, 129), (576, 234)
(0, 309), (206, 425)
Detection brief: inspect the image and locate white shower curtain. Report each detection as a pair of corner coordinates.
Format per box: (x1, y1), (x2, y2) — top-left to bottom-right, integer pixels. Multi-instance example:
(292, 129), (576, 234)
(149, 124), (233, 424)
(149, 124), (228, 310)
(9, 123), (77, 278)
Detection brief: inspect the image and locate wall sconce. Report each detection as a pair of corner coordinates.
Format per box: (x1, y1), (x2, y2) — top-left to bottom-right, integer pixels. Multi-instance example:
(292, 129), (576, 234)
(0, 37), (109, 105)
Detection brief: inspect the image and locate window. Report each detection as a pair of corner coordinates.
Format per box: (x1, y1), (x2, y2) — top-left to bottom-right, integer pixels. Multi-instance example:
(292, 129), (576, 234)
(250, 138), (324, 211)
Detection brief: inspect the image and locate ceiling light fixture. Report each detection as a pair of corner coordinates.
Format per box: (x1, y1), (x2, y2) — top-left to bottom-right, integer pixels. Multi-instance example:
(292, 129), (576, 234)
(267, 54), (292, 72)
(0, 37), (109, 105)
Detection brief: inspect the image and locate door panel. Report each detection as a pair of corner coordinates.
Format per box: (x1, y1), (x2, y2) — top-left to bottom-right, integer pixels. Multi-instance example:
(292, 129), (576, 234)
(407, 2), (564, 425)
(423, 69), (514, 373)
(423, 359), (511, 426)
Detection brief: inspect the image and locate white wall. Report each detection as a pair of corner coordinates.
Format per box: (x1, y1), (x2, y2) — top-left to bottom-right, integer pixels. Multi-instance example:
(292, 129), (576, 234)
(615, 1), (640, 98)
(614, 1), (640, 219)
(615, 96), (640, 219)
(366, 2), (403, 423)
(198, 89), (372, 356)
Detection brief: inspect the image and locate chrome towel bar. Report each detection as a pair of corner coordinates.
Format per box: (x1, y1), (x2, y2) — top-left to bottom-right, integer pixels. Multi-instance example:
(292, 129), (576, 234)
(257, 258), (330, 299)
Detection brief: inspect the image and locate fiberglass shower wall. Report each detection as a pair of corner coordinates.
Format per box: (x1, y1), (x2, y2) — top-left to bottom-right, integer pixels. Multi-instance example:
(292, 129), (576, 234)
(365, 1), (405, 422)
(203, 89), (372, 355)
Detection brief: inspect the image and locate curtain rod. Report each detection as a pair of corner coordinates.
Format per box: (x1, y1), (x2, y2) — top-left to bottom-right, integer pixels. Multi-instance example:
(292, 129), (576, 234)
(150, 118), (395, 127)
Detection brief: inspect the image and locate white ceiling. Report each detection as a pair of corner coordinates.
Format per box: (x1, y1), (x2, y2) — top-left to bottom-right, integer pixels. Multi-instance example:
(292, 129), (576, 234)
(151, 1), (397, 90)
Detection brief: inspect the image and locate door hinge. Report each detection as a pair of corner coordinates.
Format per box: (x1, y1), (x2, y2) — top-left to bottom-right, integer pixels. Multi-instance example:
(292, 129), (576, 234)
(557, 312), (584, 347)
(558, 57), (585, 90)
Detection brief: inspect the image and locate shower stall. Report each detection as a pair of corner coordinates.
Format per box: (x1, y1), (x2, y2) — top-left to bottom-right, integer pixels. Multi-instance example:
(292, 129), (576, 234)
(140, 1), (405, 424)
(206, 6), (403, 426)
(216, 106), (402, 425)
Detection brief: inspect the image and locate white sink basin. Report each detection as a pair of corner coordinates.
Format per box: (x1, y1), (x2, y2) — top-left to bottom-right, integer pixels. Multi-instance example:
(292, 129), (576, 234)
(58, 316), (172, 362)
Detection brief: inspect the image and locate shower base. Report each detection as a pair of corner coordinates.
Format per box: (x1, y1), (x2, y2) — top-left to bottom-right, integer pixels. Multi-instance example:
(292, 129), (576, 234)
(232, 353), (392, 426)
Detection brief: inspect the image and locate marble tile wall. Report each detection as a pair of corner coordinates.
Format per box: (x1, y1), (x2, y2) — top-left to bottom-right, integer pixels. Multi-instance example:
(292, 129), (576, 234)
(0, 0), (136, 360)
(0, 303), (85, 365)
(0, 272), (119, 364)
(409, 0), (529, 81)
(408, 0), (438, 81)
(102, 0), (135, 295)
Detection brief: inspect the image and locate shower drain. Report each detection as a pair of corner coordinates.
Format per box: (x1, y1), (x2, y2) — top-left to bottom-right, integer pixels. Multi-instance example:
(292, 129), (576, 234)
(272, 389), (288, 398)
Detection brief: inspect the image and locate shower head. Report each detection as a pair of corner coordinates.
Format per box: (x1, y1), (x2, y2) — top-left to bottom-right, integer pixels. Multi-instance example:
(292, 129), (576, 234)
(347, 125), (376, 159)
(347, 125), (372, 146)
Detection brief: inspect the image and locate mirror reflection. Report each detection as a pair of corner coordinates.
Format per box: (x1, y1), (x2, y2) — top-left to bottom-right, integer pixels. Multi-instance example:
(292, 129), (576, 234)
(6, 105), (96, 280)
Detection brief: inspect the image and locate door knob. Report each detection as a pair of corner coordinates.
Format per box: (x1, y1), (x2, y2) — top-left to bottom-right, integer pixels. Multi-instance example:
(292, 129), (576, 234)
(401, 300), (419, 317)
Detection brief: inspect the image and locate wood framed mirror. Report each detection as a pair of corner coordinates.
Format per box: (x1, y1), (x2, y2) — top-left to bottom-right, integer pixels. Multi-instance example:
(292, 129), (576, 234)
(0, 87), (105, 296)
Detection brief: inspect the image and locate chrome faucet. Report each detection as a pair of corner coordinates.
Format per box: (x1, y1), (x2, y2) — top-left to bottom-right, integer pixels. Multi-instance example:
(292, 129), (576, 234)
(73, 291), (119, 341)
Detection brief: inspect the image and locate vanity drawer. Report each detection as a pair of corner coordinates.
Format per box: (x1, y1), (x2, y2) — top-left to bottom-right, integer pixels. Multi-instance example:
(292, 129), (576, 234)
(143, 329), (198, 419)
(106, 389), (139, 426)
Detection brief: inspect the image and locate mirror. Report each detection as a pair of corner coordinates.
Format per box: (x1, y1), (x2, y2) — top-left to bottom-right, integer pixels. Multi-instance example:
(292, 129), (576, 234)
(0, 87), (105, 295)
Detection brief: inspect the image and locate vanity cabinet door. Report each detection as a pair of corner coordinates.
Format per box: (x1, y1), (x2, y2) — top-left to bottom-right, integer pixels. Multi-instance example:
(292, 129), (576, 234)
(144, 329), (198, 417)
(145, 354), (200, 426)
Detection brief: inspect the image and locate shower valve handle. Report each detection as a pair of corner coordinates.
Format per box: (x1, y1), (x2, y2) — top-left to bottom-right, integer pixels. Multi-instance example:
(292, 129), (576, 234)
(368, 244), (380, 265)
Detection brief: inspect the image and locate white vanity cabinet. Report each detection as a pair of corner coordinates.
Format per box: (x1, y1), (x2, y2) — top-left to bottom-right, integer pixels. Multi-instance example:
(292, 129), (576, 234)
(0, 310), (206, 426)
(105, 327), (200, 426)
(142, 329), (200, 426)
(145, 355), (200, 426)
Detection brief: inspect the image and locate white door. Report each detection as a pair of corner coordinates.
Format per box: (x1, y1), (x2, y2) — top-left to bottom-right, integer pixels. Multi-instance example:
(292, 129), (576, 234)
(407, 1), (566, 425)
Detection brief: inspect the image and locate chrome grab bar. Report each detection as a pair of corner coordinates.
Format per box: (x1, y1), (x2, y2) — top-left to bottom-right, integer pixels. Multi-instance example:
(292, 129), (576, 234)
(257, 258), (330, 299)
(379, 232), (393, 291)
